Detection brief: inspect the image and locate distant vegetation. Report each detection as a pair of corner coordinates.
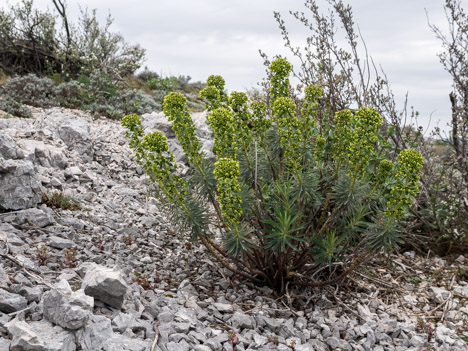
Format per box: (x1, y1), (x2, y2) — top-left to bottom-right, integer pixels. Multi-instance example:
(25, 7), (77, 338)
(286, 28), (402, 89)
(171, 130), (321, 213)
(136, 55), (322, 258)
(0, 0), (205, 118)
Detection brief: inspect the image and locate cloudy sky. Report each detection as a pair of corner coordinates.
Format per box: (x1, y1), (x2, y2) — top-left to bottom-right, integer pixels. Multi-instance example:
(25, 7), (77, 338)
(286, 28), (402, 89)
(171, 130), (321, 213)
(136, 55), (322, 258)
(6, 0), (455, 132)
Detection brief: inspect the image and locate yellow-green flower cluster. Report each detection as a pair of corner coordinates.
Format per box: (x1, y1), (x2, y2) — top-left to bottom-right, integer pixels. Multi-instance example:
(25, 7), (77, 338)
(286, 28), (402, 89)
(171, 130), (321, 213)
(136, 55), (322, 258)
(333, 109), (355, 163)
(121, 114), (143, 150)
(207, 107), (238, 158)
(333, 108), (382, 177)
(229, 91), (252, 141)
(269, 58), (292, 103)
(199, 75), (227, 111)
(229, 91), (249, 115)
(314, 134), (326, 160)
(214, 158), (243, 224)
(386, 149), (423, 218)
(140, 132), (186, 201)
(141, 130), (170, 154)
(206, 75), (226, 92)
(163, 92), (201, 162)
(273, 97), (302, 172)
(301, 85), (322, 121)
(377, 159), (394, 183)
(304, 84), (323, 102)
(163, 91), (186, 115)
(199, 86), (222, 111)
(199, 75), (227, 110)
(348, 107), (383, 176)
(301, 85), (322, 143)
(121, 115), (186, 203)
(250, 100), (271, 140)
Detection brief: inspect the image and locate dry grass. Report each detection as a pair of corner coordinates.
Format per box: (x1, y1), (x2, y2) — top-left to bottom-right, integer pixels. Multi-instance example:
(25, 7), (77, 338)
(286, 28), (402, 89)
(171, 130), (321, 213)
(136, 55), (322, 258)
(41, 192), (80, 210)
(0, 70), (9, 85)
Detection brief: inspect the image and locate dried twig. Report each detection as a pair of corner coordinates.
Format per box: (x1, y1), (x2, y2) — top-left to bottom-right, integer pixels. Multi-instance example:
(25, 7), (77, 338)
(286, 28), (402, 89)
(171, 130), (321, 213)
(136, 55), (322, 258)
(150, 322), (159, 351)
(353, 271), (403, 292)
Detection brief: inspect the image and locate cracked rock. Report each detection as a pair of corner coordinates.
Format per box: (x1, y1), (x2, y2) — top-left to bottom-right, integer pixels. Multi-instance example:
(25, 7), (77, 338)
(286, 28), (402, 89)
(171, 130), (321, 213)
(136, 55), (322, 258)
(42, 279), (93, 330)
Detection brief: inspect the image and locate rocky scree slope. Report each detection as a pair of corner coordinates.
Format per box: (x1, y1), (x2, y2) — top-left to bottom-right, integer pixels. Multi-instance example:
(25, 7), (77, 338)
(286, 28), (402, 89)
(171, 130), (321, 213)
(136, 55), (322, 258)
(0, 107), (467, 351)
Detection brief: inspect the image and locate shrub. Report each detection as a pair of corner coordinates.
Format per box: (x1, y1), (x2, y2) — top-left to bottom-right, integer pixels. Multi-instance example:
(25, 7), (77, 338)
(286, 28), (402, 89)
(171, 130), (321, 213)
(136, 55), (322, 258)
(146, 76), (180, 93)
(0, 95), (31, 117)
(266, 0), (468, 254)
(1, 74), (56, 107)
(136, 68), (160, 82)
(123, 58), (423, 292)
(53, 80), (85, 109)
(0, 0), (145, 80)
(0, 69), (161, 119)
(410, 138), (468, 253)
(108, 89), (161, 117)
(423, 0), (468, 252)
(83, 70), (118, 105)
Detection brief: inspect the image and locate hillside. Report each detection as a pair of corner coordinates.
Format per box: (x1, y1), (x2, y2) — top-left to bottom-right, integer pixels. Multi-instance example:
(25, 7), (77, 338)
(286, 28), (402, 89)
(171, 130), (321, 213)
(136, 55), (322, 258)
(0, 107), (467, 350)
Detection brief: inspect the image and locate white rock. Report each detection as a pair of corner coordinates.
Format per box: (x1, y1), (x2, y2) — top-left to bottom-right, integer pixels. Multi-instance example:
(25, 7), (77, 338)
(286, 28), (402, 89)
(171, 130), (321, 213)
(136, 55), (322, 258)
(0, 288), (28, 313)
(77, 315), (113, 350)
(82, 264), (128, 309)
(6, 319), (76, 351)
(429, 286), (450, 303)
(42, 279), (94, 330)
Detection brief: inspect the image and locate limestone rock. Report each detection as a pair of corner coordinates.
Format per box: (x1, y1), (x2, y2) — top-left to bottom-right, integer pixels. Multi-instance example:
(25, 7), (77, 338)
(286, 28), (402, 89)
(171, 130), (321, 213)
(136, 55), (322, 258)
(112, 312), (137, 333)
(82, 264), (128, 309)
(0, 264), (9, 290)
(76, 315), (113, 351)
(0, 288), (28, 313)
(0, 132), (24, 159)
(35, 108), (94, 161)
(6, 319), (76, 351)
(48, 235), (75, 249)
(0, 156), (40, 210)
(141, 111), (175, 138)
(11, 208), (55, 228)
(17, 139), (68, 169)
(103, 334), (149, 351)
(10, 284), (43, 303)
(230, 311), (255, 329)
(42, 280), (94, 330)
(429, 286), (451, 303)
(0, 338), (11, 350)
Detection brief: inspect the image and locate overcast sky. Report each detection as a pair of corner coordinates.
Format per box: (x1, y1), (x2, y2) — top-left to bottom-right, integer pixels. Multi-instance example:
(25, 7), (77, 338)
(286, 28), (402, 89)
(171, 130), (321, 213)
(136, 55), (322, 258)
(6, 0), (456, 132)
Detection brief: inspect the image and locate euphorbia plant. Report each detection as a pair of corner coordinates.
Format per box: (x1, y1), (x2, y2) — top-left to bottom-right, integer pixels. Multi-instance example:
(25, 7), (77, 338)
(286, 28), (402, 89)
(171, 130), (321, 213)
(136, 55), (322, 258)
(122, 58), (423, 292)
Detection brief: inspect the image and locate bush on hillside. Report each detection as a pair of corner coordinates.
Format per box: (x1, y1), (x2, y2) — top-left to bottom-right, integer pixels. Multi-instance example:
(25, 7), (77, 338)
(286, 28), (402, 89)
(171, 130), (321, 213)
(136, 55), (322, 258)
(0, 96), (32, 118)
(123, 58), (423, 292)
(0, 0), (145, 80)
(1, 74), (56, 108)
(0, 71), (160, 119)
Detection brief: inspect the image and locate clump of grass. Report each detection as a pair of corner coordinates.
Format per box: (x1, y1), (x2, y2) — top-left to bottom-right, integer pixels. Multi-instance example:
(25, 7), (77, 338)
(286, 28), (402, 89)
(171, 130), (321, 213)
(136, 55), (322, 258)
(42, 192), (80, 210)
